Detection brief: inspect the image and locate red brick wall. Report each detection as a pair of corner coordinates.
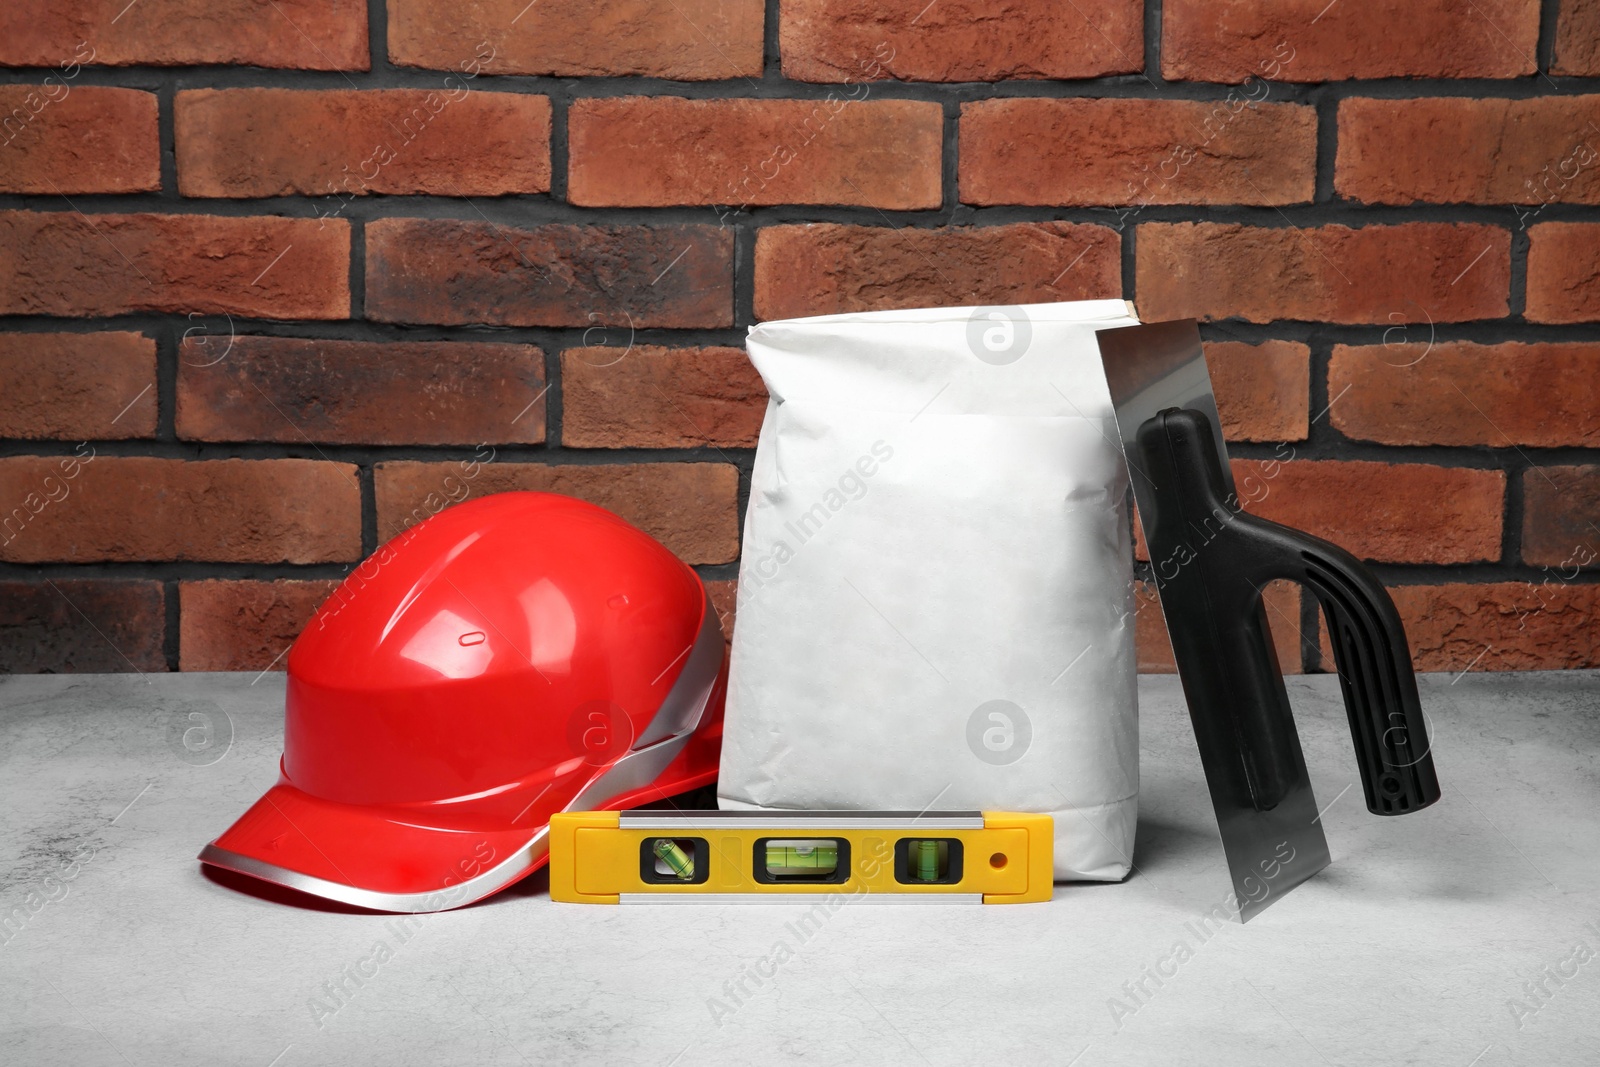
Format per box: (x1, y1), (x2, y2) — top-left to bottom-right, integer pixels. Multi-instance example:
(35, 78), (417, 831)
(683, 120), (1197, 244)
(1, 0), (1597, 674)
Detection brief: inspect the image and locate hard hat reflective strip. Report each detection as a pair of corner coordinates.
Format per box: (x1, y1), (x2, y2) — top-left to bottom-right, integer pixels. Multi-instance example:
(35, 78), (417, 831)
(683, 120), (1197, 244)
(565, 590), (724, 816)
(197, 829), (552, 914)
(631, 589), (724, 749)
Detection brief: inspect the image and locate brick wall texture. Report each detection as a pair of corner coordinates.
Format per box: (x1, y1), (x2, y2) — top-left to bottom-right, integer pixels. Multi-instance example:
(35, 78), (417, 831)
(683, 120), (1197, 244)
(1, 0), (1597, 674)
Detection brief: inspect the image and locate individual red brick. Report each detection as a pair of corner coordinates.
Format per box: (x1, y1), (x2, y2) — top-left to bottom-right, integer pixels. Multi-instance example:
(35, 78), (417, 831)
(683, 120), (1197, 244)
(705, 578), (737, 646)
(780, 0), (1142, 81)
(177, 336), (546, 446)
(1397, 583), (1600, 670)
(1319, 583), (1600, 672)
(960, 99), (1315, 207)
(1230, 459), (1504, 565)
(1336, 97), (1600, 205)
(1522, 466), (1600, 570)
(366, 218), (731, 328)
(175, 89), (550, 198)
(1134, 459), (1505, 567)
(0, 211), (350, 319)
(561, 346), (765, 449)
(569, 97), (942, 209)
(179, 579), (340, 671)
(1135, 222), (1509, 324)
(1554, 0), (1600, 75)
(0, 331), (156, 439)
(1161, 0), (1537, 82)
(0, 86), (158, 194)
(1526, 222), (1600, 324)
(1206, 341), (1310, 442)
(754, 222), (1120, 320)
(1329, 342), (1600, 448)
(387, 0), (762, 79)
(0, 1), (368, 69)
(0, 456), (360, 563)
(375, 463), (740, 565)
(0, 579), (166, 673)
(1137, 579), (1303, 673)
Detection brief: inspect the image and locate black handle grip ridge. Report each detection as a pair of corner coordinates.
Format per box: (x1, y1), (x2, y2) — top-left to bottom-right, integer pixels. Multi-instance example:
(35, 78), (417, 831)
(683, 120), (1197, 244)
(1135, 408), (1441, 817)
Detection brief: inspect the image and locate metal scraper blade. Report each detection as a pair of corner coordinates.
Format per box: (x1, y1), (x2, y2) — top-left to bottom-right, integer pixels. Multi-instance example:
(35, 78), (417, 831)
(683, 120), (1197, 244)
(1096, 319), (1330, 922)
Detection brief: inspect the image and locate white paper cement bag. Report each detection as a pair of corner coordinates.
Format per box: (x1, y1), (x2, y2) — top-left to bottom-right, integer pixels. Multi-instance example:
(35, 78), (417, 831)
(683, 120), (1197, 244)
(719, 299), (1141, 881)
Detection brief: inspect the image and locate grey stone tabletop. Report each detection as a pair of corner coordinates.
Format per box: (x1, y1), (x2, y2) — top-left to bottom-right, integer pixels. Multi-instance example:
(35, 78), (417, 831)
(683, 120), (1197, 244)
(2, 670), (1597, 1066)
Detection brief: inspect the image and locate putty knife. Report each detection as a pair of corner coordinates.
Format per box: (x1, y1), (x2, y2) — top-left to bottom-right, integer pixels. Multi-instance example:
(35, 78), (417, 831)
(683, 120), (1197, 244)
(1096, 319), (1441, 921)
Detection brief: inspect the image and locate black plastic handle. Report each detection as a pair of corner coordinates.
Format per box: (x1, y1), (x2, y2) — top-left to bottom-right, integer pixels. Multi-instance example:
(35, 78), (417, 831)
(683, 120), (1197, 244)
(1135, 407), (1441, 817)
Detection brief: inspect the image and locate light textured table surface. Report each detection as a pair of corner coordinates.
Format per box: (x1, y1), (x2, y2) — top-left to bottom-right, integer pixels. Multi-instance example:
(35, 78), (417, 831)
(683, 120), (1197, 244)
(2, 670), (1597, 1066)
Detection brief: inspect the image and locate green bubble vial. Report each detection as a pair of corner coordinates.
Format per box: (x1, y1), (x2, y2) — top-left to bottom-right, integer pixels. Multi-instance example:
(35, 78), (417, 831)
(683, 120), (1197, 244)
(652, 838), (695, 880)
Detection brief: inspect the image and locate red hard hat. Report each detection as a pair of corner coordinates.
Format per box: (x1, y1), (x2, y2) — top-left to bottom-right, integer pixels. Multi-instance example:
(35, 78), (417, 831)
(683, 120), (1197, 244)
(199, 492), (727, 912)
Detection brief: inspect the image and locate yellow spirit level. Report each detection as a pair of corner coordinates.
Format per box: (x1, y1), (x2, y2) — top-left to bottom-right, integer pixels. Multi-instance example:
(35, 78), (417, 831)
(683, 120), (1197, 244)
(548, 810), (1052, 904)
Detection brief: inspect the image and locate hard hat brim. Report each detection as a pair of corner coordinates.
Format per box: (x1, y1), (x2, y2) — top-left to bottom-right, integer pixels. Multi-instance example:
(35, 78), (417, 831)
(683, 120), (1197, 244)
(197, 783), (554, 913)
